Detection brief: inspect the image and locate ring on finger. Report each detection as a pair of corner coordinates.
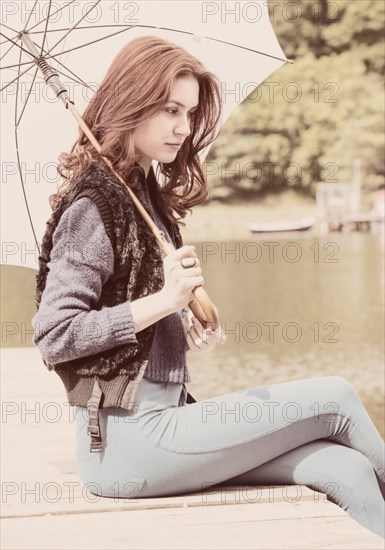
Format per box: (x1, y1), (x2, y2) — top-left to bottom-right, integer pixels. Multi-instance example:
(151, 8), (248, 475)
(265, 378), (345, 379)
(181, 257), (197, 268)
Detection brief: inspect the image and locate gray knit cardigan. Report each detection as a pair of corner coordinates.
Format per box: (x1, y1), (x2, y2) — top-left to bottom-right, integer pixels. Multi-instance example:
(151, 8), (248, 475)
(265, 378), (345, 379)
(34, 160), (192, 451)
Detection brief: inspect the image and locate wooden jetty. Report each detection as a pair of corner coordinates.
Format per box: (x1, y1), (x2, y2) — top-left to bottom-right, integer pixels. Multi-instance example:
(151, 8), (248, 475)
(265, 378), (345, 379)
(342, 211), (385, 231)
(316, 165), (385, 233)
(1, 348), (384, 549)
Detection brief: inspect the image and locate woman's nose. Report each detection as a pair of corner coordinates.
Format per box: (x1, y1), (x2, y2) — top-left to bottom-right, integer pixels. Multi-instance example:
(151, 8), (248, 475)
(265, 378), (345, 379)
(175, 115), (191, 138)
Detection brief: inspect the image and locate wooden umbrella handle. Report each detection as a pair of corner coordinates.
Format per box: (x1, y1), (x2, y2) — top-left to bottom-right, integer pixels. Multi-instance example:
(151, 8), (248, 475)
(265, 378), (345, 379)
(188, 287), (219, 331)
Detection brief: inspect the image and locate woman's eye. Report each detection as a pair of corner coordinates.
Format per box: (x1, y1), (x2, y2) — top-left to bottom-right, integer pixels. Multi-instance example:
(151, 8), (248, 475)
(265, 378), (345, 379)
(166, 109), (196, 117)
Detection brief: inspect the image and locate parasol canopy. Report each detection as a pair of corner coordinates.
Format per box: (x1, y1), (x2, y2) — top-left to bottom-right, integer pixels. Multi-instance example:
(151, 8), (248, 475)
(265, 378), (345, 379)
(1, 0), (291, 270)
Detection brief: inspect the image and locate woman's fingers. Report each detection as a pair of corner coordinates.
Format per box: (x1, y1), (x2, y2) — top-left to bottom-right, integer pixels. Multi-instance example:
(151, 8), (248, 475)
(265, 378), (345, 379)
(193, 316), (227, 345)
(175, 247), (204, 289)
(190, 316), (223, 345)
(162, 246), (205, 311)
(190, 318), (209, 347)
(180, 266), (204, 288)
(185, 330), (203, 351)
(183, 310), (226, 352)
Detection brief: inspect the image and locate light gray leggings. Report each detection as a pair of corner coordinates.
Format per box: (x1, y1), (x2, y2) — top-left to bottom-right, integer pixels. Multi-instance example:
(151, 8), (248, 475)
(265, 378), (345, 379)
(75, 375), (385, 538)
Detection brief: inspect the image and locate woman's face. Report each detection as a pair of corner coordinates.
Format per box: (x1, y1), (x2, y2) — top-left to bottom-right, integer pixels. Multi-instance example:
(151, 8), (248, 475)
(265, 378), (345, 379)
(133, 75), (200, 175)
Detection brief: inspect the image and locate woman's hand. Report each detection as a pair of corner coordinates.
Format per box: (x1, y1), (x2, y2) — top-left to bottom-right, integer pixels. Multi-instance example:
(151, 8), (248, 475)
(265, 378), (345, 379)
(161, 245), (204, 312)
(182, 308), (227, 352)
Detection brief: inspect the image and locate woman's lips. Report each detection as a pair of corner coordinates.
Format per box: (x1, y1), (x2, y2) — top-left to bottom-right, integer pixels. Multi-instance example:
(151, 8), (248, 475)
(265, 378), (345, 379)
(166, 143), (181, 149)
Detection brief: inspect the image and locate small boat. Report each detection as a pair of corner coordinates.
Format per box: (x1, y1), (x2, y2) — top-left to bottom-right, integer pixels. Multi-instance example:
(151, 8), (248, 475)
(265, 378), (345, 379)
(248, 216), (316, 234)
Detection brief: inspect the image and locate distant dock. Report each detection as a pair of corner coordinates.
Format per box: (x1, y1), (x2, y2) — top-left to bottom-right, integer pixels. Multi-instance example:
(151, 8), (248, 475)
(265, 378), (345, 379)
(342, 211), (385, 231)
(316, 160), (385, 234)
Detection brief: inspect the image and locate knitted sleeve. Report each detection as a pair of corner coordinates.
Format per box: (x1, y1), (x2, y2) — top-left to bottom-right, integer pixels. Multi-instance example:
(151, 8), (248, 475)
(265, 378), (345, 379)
(31, 197), (138, 364)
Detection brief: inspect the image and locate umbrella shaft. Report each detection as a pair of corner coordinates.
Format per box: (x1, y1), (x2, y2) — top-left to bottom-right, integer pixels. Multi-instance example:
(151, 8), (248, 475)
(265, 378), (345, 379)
(20, 32), (71, 105)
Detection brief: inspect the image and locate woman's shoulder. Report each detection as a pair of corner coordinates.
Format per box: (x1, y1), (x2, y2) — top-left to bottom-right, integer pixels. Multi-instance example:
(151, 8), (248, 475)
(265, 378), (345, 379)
(49, 196), (114, 275)
(53, 197), (111, 251)
(53, 196), (101, 236)
(64, 164), (123, 248)
(63, 196), (100, 222)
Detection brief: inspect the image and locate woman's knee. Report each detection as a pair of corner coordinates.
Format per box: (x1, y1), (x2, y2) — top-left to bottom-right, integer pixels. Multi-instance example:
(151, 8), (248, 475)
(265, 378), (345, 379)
(340, 449), (376, 489)
(327, 375), (356, 392)
(323, 375), (360, 410)
(309, 448), (376, 503)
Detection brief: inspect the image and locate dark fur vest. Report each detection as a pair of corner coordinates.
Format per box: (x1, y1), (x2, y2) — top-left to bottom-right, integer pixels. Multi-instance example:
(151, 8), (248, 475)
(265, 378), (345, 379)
(35, 160), (183, 383)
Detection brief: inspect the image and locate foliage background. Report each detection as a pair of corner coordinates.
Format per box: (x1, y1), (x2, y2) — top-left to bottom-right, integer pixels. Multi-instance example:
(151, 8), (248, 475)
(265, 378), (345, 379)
(205, 0), (384, 202)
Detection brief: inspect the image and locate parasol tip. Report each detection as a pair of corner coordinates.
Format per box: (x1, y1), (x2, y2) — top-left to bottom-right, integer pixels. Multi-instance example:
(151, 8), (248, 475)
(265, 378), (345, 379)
(285, 58), (294, 64)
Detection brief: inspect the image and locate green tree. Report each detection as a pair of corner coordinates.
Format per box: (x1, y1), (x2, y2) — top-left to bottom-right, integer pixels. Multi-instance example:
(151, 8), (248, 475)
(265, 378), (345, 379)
(205, 0), (385, 201)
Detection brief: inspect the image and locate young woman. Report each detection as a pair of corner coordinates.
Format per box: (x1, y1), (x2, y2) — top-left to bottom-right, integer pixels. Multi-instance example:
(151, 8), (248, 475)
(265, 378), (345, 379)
(32, 35), (384, 539)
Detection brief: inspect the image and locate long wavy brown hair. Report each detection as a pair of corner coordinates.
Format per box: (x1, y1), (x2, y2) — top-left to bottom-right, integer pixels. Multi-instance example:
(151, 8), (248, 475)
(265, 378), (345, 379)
(52, 35), (223, 225)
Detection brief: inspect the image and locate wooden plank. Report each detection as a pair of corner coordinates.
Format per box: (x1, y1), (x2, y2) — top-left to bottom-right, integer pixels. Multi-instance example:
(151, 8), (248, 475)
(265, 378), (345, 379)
(0, 478), (323, 518)
(2, 503), (384, 550)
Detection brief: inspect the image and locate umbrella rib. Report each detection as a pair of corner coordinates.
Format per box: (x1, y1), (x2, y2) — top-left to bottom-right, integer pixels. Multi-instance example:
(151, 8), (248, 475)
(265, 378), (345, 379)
(26, 0), (79, 34)
(0, 40), (90, 92)
(44, 26), (137, 60)
(144, 25), (290, 63)
(203, 34), (290, 63)
(38, 41), (94, 89)
(26, 24), (137, 33)
(46, 0), (103, 56)
(40, 0), (52, 56)
(0, 40), (19, 62)
(14, 47), (41, 257)
(0, 21), (19, 34)
(0, 31), (36, 61)
(22, 31), (92, 92)
(0, 27), (285, 65)
(41, 24), (290, 64)
(2, 19), (289, 69)
(3, 64), (44, 81)
(29, 26), (87, 92)
(0, 58), (40, 70)
(16, 65), (40, 127)
(52, 61), (93, 89)
(0, 2), (68, 70)
(0, 62), (38, 93)
(33, 22), (75, 91)
(23, 0), (39, 32)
